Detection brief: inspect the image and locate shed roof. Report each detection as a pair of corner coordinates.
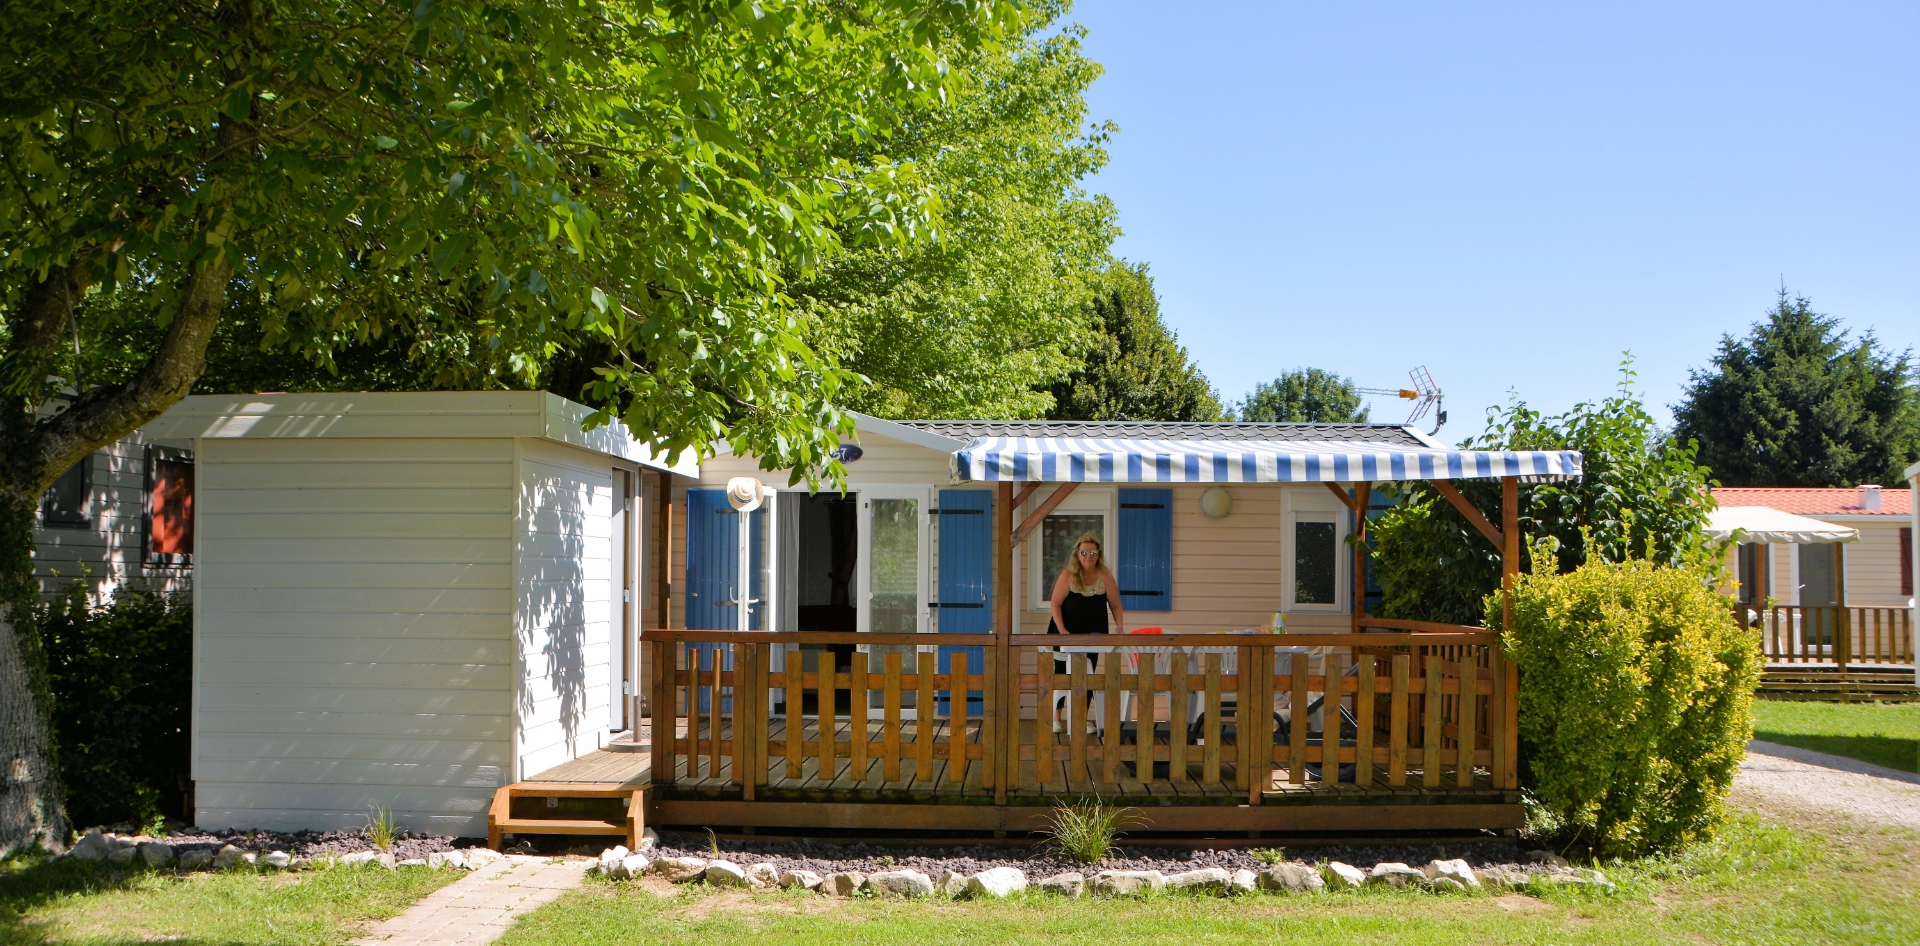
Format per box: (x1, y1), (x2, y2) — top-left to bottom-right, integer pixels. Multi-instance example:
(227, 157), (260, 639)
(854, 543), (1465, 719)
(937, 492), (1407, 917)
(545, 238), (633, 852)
(1710, 487), (1912, 518)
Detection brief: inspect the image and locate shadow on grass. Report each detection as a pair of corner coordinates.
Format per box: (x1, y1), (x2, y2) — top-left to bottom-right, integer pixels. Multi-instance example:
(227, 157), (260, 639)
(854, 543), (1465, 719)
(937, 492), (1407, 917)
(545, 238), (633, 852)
(0, 853), (159, 945)
(1754, 731), (1920, 774)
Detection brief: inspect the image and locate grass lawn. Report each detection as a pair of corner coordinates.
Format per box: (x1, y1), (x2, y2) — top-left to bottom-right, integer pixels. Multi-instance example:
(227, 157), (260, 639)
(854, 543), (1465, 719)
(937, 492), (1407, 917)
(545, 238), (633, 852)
(497, 799), (1920, 946)
(0, 856), (459, 945)
(1753, 700), (1920, 773)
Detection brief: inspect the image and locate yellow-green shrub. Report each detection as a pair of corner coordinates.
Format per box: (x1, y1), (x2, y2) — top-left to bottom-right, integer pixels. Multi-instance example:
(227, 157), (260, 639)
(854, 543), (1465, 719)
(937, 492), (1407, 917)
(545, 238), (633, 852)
(1497, 559), (1758, 858)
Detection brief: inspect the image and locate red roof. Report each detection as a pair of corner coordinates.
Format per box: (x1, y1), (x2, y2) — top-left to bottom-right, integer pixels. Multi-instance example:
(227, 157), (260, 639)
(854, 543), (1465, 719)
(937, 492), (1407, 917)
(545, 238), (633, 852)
(1710, 487), (1912, 517)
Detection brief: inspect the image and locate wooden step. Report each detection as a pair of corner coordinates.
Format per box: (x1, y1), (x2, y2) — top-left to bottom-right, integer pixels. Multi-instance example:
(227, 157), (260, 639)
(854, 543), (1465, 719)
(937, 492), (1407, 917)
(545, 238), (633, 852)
(488, 785), (646, 850)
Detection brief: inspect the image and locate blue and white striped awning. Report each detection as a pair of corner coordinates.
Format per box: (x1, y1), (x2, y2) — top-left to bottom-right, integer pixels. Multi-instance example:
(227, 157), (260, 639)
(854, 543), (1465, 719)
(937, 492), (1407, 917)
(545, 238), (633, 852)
(952, 437), (1582, 483)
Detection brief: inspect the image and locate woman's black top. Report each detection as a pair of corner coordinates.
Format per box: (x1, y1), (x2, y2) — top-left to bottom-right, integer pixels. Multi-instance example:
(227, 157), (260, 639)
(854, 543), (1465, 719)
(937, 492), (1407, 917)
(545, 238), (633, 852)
(1046, 575), (1110, 636)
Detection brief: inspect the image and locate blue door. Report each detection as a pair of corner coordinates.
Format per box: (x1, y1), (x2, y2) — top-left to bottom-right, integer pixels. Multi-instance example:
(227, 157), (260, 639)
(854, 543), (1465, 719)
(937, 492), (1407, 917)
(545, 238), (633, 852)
(936, 489), (990, 714)
(683, 488), (735, 710)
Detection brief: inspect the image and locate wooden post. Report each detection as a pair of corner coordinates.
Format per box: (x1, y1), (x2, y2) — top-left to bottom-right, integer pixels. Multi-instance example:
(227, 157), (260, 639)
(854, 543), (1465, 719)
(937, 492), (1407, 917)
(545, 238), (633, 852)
(1351, 482), (1371, 634)
(995, 481), (1013, 805)
(1501, 476), (1519, 631)
(649, 639), (671, 787)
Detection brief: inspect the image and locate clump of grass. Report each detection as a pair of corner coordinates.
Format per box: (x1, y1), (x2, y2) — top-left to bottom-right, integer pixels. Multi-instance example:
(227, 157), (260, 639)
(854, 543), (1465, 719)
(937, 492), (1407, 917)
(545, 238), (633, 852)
(1040, 797), (1135, 865)
(705, 828), (720, 859)
(1250, 847), (1287, 865)
(873, 855), (895, 868)
(364, 804), (398, 851)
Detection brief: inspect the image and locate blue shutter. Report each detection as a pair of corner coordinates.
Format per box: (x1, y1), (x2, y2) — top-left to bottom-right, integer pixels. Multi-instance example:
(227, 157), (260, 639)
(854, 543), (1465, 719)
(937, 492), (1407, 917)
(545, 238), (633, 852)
(1118, 488), (1172, 612)
(683, 488), (736, 710)
(936, 489), (990, 714)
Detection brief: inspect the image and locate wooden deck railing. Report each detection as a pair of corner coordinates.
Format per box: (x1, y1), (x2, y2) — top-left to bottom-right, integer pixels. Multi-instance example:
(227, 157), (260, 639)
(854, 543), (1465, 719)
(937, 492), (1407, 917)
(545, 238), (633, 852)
(1754, 606), (1913, 668)
(643, 630), (1518, 803)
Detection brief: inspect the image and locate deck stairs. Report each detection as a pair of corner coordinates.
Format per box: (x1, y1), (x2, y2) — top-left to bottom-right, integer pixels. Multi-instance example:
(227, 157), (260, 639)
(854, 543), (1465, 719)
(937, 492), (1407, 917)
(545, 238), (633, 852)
(486, 782), (645, 850)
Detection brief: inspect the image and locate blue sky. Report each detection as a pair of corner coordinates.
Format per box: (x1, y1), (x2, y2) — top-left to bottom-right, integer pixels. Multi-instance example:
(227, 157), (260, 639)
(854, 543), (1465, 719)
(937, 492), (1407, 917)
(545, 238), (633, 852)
(1068, 1), (1918, 437)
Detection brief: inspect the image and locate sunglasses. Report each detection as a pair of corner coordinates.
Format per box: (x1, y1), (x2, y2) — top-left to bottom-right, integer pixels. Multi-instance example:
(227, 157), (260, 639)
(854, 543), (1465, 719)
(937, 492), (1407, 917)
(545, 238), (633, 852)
(1075, 550), (1100, 558)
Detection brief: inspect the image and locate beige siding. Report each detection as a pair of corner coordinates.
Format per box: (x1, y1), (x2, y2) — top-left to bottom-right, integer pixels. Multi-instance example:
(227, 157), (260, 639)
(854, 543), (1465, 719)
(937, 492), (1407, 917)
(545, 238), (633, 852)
(31, 428), (190, 601)
(1844, 521), (1911, 606)
(191, 437), (516, 836)
(515, 439), (616, 779)
(678, 431), (1360, 634)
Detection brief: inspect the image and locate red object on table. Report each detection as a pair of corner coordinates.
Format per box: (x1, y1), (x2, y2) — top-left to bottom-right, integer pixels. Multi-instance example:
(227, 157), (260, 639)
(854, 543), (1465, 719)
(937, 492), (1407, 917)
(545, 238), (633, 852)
(1129, 626), (1163, 634)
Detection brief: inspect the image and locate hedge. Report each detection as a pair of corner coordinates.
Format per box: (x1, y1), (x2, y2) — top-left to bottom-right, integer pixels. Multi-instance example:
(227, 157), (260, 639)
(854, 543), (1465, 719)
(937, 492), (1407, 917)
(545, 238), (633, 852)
(1497, 558), (1759, 858)
(39, 585), (192, 829)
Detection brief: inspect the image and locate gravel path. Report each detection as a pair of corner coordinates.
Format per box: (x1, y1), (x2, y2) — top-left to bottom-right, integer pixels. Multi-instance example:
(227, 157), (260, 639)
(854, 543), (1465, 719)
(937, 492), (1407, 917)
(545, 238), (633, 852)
(1738, 739), (1920, 829)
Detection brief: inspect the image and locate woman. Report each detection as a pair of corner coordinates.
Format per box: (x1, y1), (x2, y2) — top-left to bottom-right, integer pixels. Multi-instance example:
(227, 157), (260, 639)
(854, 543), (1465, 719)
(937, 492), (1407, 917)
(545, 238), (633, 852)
(1048, 534), (1124, 728)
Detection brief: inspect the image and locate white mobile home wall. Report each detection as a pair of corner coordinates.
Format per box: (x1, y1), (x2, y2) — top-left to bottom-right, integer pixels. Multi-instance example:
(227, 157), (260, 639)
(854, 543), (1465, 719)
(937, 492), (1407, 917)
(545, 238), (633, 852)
(145, 391), (688, 836)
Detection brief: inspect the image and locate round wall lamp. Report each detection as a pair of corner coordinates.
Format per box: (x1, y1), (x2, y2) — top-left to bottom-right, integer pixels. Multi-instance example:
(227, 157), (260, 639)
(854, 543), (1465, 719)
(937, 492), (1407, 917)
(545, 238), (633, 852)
(1199, 486), (1232, 519)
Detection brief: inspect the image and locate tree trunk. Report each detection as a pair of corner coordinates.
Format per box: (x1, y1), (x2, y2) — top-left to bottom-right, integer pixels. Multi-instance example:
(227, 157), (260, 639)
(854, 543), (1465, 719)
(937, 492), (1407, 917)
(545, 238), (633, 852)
(0, 254), (233, 853)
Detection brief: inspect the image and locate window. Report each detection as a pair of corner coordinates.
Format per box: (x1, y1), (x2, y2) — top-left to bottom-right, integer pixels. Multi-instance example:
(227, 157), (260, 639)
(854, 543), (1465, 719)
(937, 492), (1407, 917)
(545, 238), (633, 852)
(1902, 528), (1912, 598)
(1736, 543), (1768, 606)
(1041, 515), (1104, 589)
(1283, 489), (1347, 612)
(1798, 543), (1842, 607)
(40, 455), (91, 529)
(1027, 488), (1114, 609)
(148, 454), (194, 557)
(866, 497), (921, 634)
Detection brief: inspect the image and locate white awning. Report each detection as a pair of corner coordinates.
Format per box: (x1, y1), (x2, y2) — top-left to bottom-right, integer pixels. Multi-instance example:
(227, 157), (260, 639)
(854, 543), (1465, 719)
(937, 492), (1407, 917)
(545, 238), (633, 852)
(1708, 506), (1857, 544)
(950, 436), (1583, 484)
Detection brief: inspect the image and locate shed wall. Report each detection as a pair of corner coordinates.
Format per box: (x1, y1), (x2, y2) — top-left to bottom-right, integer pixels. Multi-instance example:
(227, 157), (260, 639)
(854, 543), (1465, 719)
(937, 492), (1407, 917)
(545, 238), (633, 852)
(1844, 520), (1911, 606)
(191, 437), (516, 835)
(515, 438), (616, 779)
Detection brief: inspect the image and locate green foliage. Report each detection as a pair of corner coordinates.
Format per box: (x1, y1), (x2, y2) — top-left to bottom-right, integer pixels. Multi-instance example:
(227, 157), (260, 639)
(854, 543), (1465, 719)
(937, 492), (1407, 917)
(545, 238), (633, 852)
(1370, 362), (1719, 625)
(1043, 263), (1222, 422)
(1234, 368), (1369, 423)
(364, 805), (398, 852)
(797, 12), (1119, 420)
(1249, 848), (1287, 865)
(1040, 796), (1134, 864)
(36, 586), (190, 829)
(1672, 291), (1920, 487)
(3, 0), (1031, 481)
(1499, 559), (1759, 859)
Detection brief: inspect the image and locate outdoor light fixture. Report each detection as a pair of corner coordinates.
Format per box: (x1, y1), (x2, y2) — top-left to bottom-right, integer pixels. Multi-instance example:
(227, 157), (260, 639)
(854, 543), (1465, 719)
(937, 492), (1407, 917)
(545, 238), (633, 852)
(1200, 486), (1232, 519)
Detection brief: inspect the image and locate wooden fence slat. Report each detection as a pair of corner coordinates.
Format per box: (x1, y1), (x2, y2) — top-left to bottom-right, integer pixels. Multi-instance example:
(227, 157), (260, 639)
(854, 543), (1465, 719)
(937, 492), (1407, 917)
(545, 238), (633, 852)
(1103, 652), (1122, 785)
(1250, 649), (1269, 804)
(686, 647), (703, 778)
(1389, 654), (1408, 786)
(785, 645), (801, 780)
(882, 652), (903, 782)
(851, 651), (869, 782)
(1169, 649), (1189, 784)
(1456, 653), (1477, 788)
(1037, 651), (1055, 788)
(1203, 654), (1222, 787)
(917, 651), (936, 782)
(1289, 652), (1308, 785)
(948, 651), (969, 784)
(1489, 647), (1506, 792)
(1423, 656), (1443, 788)
(1355, 655), (1375, 787)
(1325, 653), (1346, 785)
(710, 653), (724, 778)
(650, 640), (671, 788)
(1502, 657), (1519, 789)
(734, 644), (752, 793)
(1071, 654), (1089, 784)
(1137, 652), (1156, 785)
(1235, 646), (1252, 793)
(984, 647), (1000, 792)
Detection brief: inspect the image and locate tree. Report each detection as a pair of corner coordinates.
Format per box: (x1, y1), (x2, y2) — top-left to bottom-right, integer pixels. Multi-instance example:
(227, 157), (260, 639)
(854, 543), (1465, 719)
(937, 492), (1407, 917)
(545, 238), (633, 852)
(794, 11), (1119, 420)
(1369, 362), (1719, 625)
(1236, 368), (1369, 423)
(1672, 291), (1920, 487)
(0, 0), (1027, 853)
(1043, 263), (1222, 422)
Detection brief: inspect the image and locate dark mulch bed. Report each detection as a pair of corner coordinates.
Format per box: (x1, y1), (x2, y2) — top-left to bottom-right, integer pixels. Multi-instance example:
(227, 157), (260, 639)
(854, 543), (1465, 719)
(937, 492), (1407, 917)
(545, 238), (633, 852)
(97, 824), (485, 861)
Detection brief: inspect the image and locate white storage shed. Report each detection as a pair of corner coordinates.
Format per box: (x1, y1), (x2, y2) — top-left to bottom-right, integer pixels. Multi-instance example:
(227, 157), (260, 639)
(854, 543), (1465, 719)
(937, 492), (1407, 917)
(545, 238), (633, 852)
(142, 391), (694, 835)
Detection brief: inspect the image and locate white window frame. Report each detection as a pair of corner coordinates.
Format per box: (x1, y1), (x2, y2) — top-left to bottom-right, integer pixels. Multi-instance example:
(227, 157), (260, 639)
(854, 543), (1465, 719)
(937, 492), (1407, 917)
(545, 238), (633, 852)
(1282, 486), (1349, 613)
(1027, 486), (1117, 611)
(856, 486), (934, 635)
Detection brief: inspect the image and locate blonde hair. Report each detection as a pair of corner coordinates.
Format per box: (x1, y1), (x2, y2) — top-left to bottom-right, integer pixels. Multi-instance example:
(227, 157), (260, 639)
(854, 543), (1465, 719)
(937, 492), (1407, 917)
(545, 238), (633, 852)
(1066, 532), (1104, 592)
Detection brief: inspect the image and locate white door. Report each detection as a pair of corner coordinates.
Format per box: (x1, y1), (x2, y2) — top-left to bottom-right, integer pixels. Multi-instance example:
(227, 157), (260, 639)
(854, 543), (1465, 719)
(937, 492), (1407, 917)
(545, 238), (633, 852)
(856, 487), (932, 635)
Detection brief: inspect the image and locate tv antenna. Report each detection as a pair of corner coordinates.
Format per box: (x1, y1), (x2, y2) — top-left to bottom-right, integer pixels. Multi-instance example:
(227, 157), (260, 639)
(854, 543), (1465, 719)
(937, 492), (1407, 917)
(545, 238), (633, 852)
(1357, 366), (1445, 434)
